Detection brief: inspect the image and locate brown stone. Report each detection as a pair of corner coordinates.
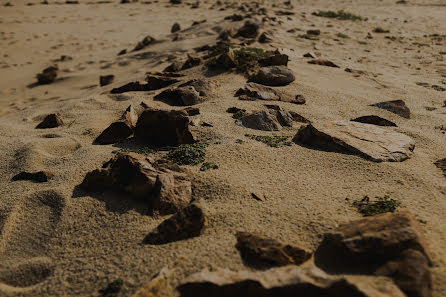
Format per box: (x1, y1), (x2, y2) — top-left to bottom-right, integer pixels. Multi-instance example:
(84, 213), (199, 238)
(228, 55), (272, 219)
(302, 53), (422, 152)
(110, 81), (150, 94)
(181, 55), (202, 70)
(36, 113), (63, 129)
(352, 115), (397, 127)
(259, 54), (289, 67)
(235, 232), (312, 267)
(434, 158), (446, 177)
(12, 171), (54, 182)
(81, 153), (192, 214)
(237, 20), (259, 38)
(371, 100), (411, 119)
(308, 59), (339, 68)
(131, 267), (173, 297)
(216, 48), (237, 68)
(100, 74), (115, 87)
(154, 86), (203, 106)
(135, 109), (195, 146)
(171, 22), (181, 33)
(36, 65), (58, 84)
(145, 73), (180, 90)
(249, 66), (295, 86)
(235, 82), (300, 104)
(143, 202), (207, 244)
(258, 32), (272, 43)
(183, 107), (200, 116)
(237, 111), (280, 131)
(95, 105), (138, 145)
(178, 79), (219, 97)
(288, 111), (310, 123)
(133, 35), (156, 51)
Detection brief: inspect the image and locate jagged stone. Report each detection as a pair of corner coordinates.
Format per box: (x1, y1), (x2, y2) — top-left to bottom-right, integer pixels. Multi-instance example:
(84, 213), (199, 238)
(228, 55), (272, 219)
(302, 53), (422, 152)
(236, 111), (280, 131)
(36, 65), (58, 84)
(145, 72), (180, 90)
(352, 115), (396, 127)
(36, 113), (63, 129)
(95, 105), (138, 145)
(155, 86), (203, 106)
(235, 83), (299, 103)
(110, 81), (150, 94)
(371, 100), (410, 119)
(249, 66), (295, 86)
(293, 121), (415, 162)
(178, 79), (219, 97)
(259, 53), (289, 67)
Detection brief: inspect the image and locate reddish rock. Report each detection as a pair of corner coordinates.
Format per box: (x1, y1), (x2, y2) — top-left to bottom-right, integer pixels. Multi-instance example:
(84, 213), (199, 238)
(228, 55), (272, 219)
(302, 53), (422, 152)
(95, 105), (138, 145)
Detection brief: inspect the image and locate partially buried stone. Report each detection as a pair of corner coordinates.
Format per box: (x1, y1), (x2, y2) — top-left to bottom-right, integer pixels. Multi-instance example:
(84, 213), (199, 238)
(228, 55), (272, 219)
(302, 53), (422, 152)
(12, 171), (54, 182)
(100, 74), (115, 87)
(249, 66), (295, 86)
(171, 22), (181, 33)
(36, 65), (58, 84)
(237, 20), (259, 38)
(352, 115), (396, 127)
(95, 105), (138, 145)
(371, 100), (410, 119)
(36, 113), (63, 129)
(308, 59), (339, 68)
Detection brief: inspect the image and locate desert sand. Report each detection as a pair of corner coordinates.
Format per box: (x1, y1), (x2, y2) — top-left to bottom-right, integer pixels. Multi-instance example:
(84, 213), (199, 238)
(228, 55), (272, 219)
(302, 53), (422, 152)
(0, 0), (445, 296)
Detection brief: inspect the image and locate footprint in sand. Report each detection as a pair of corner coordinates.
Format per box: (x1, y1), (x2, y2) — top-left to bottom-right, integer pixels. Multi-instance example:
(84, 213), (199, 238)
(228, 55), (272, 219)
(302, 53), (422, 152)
(0, 190), (66, 290)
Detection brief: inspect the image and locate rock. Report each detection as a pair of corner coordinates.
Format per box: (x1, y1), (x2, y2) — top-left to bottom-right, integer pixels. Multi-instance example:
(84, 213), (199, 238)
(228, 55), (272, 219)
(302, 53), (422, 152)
(251, 192), (266, 201)
(183, 107), (200, 116)
(303, 52), (317, 58)
(259, 54), (289, 67)
(155, 86), (203, 106)
(315, 211), (432, 275)
(177, 265), (406, 297)
(170, 0), (181, 3)
(226, 107), (245, 114)
(164, 61), (183, 72)
(36, 113), (63, 129)
(258, 32), (272, 43)
(118, 49), (127, 55)
(216, 48), (237, 68)
(275, 110), (293, 127)
(292, 94), (306, 104)
(145, 73), (180, 90)
(308, 59), (339, 68)
(249, 66), (295, 86)
(293, 121), (415, 162)
(371, 100), (410, 119)
(143, 202), (207, 244)
(36, 65), (58, 84)
(135, 109), (195, 146)
(235, 232), (312, 267)
(178, 79), (219, 97)
(131, 267), (173, 297)
(81, 153), (192, 214)
(306, 29), (320, 35)
(95, 105), (138, 145)
(171, 22), (181, 33)
(133, 35), (156, 51)
(434, 158), (446, 177)
(100, 74), (115, 87)
(237, 20), (259, 38)
(375, 249), (432, 297)
(235, 83), (303, 104)
(181, 55), (202, 70)
(110, 81), (150, 94)
(12, 171), (54, 182)
(288, 111), (310, 123)
(352, 115), (397, 127)
(236, 111), (280, 131)
(224, 13), (244, 21)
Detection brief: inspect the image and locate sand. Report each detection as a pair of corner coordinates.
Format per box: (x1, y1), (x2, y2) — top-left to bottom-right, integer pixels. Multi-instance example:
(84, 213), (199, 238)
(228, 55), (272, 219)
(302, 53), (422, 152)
(0, 0), (445, 296)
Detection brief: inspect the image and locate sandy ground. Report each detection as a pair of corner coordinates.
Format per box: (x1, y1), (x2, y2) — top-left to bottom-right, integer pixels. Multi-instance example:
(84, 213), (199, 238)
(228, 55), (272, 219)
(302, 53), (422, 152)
(0, 0), (445, 296)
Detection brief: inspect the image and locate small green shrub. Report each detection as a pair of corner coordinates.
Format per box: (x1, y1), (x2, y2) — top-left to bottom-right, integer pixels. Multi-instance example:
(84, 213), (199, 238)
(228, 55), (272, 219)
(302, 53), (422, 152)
(112, 147), (153, 155)
(354, 195), (401, 216)
(200, 162), (219, 171)
(313, 10), (366, 21)
(236, 139), (245, 144)
(245, 134), (292, 148)
(165, 143), (207, 165)
(98, 279), (123, 297)
(232, 110), (248, 119)
(336, 32), (349, 39)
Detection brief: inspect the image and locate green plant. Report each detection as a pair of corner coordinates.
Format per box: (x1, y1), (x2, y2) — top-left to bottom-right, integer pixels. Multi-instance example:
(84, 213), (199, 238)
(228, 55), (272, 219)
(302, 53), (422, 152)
(67, 119), (76, 128)
(112, 147), (153, 155)
(232, 110), (248, 119)
(236, 139), (245, 144)
(358, 41), (368, 45)
(245, 134), (292, 148)
(313, 10), (366, 21)
(165, 143), (208, 165)
(373, 27), (389, 33)
(336, 32), (349, 39)
(200, 162), (219, 171)
(98, 279), (123, 297)
(354, 195), (401, 216)
(440, 51), (446, 55)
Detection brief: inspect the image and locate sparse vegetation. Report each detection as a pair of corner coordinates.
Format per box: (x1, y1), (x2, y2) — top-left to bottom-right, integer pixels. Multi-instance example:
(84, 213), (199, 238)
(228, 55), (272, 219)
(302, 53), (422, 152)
(112, 147), (153, 155)
(98, 279), (123, 297)
(236, 139), (245, 144)
(165, 143), (208, 165)
(245, 134), (292, 148)
(313, 10), (366, 21)
(232, 110), (248, 119)
(373, 27), (389, 33)
(200, 162), (219, 171)
(358, 41), (368, 45)
(336, 32), (349, 39)
(354, 195), (401, 216)
(440, 51), (446, 55)
(298, 34), (319, 40)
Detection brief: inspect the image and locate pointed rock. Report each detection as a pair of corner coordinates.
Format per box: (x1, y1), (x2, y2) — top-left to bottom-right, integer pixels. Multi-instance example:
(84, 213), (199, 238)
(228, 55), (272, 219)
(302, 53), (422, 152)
(352, 115), (396, 127)
(371, 100), (410, 119)
(293, 121), (415, 162)
(36, 113), (63, 129)
(144, 203), (207, 244)
(95, 105), (138, 145)
(155, 86), (203, 106)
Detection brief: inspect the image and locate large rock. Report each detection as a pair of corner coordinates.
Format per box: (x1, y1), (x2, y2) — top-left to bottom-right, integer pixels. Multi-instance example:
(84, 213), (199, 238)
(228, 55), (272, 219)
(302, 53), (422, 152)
(177, 265), (406, 297)
(293, 121), (415, 162)
(371, 100), (410, 119)
(259, 54), (289, 67)
(36, 113), (63, 129)
(135, 109), (195, 146)
(95, 105), (138, 145)
(235, 232), (312, 267)
(249, 66), (295, 86)
(81, 153), (192, 215)
(236, 111), (280, 131)
(143, 203), (207, 244)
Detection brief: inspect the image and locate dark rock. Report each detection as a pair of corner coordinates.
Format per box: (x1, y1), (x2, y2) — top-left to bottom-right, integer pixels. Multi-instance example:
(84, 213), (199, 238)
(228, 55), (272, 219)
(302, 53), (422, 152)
(293, 121), (415, 162)
(183, 107), (200, 116)
(164, 61), (183, 73)
(289, 111), (310, 123)
(352, 115), (397, 127)
(235, 83), (302, 104)
(171, 22), (181, 33)
(226, 107), (245, 114)
(306, 29), (320, 35)
(371, 100), (410, 119)
(81, 153), (192, 214)
(224, 14), (244, 21)
(100, 74), (115, 87)
(181, 55), (202, 70)
(145, 73), (180, 90)
(133, 35), (156, 51)
(110, 81), (150, 94)
(170, 0), (181, 3)
(434, 158), (446, 177)
(259, 54), (289, 67)
(236, 111), (280, 131)
(178, 79), (219, 97)
(235, 232), (312, 267)
(258, 32), (272, 43)
(249, 66), (295, 86)
(134, 109), (195, 146)
(308, 59), (339, 68)
(237, 20), (259, 38)
(95, 105), (138, 145)
(264, 104), (281, 111)
(216, 48), (237, 68)
(144, 202), (207, 244)
(36, 113), (63, 129)
(155, 86), (203, 106)
(275, 110), (293, 127)
(118, 49), (127, 55)
(12, 171), (54, 183)
(36, 65), (58, 84)
(303, 52), (317, 58)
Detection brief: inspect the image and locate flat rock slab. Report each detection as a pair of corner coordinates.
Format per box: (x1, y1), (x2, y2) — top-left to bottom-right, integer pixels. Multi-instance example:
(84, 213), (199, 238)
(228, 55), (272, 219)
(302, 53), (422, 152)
(249, 66), (295, 86)
(293, 121), (415, 162)
(371, 100), (410, 119)
(352, 115), (396, 127)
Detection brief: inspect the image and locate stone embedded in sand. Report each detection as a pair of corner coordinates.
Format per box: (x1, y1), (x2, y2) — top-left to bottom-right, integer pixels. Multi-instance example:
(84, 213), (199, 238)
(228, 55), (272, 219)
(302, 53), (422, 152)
(293, 121), (415, 162)
(375, 249), (432, 297)
(99, 74), (115, 87)
(131, 266), (173, 297)
(81, 153), (192, 214)
(135, 109), (195, 146)
(177, 265), (406, 297)
(258, 32), (272, 43)
(306, 29), (320, 36)
(164, 61), (183, 72)
(371, 100), (410, 119)
(178, 79), (219, 97)
(12, 171), (54, 182)
(36, 65), (58, 84)
(110, 81), (150, 94)
(237, 20), (260, 38)
(95, 105), (138, 145)
(308, 59), (339, 68)
(155, 86), (203, 106)
(289, 111), (310, 123)
(183, 107), (200, 116)
(303, 52), (317, 58)
(237, 111), (280, 131)
(216, 48), (237, 68)
(133, 35), (156, 51)
(434, 158), (446, 177)
(235, 82), (300, 104)
(143, 202), (207, 244)
(181, 55), (202, 70)
(249, 66), (295, 86)
(118, 49), (127, 55)
(36, 113), (63, 129)
(145, 73), (180, 90)
(170, 0), (181, 3)
(275, 110), (293, 127)
(171, 22), (181, 33)
(259, 53), (289, 67)
(352, 115), (396, 127)
(235, 232), (312, 267)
